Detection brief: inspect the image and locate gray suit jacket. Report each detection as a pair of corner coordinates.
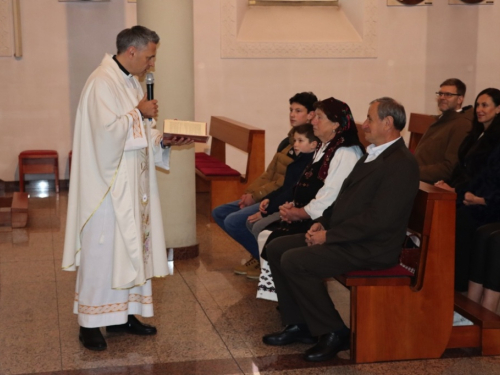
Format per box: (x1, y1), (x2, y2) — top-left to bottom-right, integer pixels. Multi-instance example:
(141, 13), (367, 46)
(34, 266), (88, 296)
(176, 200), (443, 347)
(318, 138), (420, 269)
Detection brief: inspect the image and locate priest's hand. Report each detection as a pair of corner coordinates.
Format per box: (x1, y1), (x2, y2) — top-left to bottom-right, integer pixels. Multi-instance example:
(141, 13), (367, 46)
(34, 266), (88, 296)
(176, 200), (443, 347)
(163, 137), (194, 147)
(137, 93), (158, 118)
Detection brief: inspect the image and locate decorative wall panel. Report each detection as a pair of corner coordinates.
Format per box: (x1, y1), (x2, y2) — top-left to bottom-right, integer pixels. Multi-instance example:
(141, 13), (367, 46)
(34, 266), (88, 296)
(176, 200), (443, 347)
(249, 0), (338, 5)
(448, 0), (493, 4)
(387, 0), (432, 5)
(221, 0), (377, 59)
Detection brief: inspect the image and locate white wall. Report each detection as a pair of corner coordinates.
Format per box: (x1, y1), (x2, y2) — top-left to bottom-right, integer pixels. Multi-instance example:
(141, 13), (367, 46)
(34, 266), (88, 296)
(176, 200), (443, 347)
(1, 0), (500, 181)
(193, 0), (500, 173)
(0, 0), (136, 181)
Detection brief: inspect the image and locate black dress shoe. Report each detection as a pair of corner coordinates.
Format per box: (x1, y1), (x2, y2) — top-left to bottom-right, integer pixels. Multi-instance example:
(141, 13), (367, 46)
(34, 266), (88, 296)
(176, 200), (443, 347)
(106, 315), (157, 336)
(79, 327), (107, 351)
(263, 324), (316, 346)
(303, 332), (350, 362)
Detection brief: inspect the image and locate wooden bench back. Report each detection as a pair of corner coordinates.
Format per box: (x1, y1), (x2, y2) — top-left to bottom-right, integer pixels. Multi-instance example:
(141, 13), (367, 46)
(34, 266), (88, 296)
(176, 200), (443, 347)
(334, 182), (457, 363)
(209, 116), (265, 184)
(336, 182), (455, 290)
(406, 183), (448, 290)
(408, 113), (435, 152)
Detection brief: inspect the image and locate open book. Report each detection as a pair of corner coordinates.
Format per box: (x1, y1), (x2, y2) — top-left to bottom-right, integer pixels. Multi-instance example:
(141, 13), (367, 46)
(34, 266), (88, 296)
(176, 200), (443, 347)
(163, 119), (209, 143)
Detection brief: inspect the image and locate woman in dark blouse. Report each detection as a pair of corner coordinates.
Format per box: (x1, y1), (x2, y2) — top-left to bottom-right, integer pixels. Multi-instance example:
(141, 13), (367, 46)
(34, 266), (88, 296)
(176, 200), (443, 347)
(435, 88), (500, 301)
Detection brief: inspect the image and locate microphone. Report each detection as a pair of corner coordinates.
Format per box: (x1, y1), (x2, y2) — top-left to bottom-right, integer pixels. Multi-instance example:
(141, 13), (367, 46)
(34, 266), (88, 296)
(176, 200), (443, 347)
(146, 73), (154, 101)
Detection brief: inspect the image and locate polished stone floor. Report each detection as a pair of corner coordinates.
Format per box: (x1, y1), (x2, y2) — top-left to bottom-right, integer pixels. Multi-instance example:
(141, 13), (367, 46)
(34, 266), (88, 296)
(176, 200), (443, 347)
(1, 184), (500, 374)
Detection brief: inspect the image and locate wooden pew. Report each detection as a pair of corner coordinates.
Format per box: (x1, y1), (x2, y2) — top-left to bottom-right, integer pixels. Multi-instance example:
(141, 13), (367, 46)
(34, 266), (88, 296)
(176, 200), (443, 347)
(333, 182), (456, 363)
(195, 116), (265, 218)
(448, 292), (500, 355)
(406, 112), (500, 354)
(11, 192), (29, 228)
(0, 192), (29, 229)
(408, 113), (436, 152)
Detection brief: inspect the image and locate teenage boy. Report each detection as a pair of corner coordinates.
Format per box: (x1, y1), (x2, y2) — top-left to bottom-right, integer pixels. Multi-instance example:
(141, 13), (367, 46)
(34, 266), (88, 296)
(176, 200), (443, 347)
(212, 92), (317, 275)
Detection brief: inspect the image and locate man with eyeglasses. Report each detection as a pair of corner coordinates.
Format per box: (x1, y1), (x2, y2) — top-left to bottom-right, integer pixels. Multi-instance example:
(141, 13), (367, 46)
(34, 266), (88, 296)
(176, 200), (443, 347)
(414, 78), (473, 183)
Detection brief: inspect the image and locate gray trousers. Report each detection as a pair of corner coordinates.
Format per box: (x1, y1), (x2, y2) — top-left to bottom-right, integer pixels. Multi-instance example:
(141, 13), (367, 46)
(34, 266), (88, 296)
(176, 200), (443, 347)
(246, 212), (281, 239)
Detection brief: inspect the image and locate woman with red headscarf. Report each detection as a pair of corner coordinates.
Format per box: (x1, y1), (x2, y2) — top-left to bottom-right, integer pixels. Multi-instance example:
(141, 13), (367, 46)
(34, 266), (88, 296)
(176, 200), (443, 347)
(261, 98), (365, 250)
(255, 97), (365, 299)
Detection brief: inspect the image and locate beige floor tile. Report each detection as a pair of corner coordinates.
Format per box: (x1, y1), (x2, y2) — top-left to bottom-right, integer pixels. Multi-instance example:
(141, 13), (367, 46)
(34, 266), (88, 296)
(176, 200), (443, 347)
(0, 243), (54, 262)
(61, 332), (159, 371)
(0, 281), (61, 374)
(0, 345), (62, 375)
(7, 231), (54, 249)
(0, 282), (58, 329)
(155, 327), (233, 363)
(2, 190), (500, 374)
(0, 260), (56, 285)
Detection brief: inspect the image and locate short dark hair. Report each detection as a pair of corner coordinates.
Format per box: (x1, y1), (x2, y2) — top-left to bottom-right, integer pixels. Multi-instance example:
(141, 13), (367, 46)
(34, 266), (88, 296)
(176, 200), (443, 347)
(440, 78), (466, 97)
(289, 92), (318, 112)
(116, 26), (160, 54)
(292, 124), (320, 144)
(370, 97), (407, 131)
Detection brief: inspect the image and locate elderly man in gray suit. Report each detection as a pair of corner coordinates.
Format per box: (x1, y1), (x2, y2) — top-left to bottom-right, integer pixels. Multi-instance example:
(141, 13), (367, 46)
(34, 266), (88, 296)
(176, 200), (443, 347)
(262, 97), (420, 362)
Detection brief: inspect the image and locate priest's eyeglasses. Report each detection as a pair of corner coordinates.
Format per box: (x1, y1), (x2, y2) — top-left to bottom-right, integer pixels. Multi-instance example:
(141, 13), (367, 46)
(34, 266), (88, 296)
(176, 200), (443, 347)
(435, 92), (461, 98)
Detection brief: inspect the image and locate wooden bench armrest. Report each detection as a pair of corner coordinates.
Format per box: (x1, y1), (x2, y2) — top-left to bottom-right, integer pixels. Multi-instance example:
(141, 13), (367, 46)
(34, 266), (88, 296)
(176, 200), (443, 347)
(454, 292), (500, 329)
(11, 192), (29, 212)
(195, 169), (241, 181)
(209, 116), (265, 186)
(210, 116), (264, 152)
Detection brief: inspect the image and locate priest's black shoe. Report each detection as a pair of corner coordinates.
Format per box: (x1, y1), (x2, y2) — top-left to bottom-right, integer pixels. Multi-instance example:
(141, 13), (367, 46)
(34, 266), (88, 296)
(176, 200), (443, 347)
(263, 324), (316, 346)
(303, 332), (350, 362)
(106, 315), (157, 335)
(79, 327), (107, 351)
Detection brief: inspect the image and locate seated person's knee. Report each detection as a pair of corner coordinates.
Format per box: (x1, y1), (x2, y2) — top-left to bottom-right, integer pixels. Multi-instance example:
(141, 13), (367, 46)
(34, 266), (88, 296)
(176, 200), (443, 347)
(280, 249), (304, 274)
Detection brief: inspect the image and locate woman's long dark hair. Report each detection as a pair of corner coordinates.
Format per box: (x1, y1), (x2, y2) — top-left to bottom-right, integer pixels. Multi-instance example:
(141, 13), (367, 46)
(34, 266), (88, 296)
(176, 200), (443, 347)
(457, 88), (500, 167)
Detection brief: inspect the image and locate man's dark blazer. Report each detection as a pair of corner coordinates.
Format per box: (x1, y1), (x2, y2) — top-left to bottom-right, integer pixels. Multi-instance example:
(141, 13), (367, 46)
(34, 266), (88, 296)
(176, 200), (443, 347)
(318, 138), (420, 269)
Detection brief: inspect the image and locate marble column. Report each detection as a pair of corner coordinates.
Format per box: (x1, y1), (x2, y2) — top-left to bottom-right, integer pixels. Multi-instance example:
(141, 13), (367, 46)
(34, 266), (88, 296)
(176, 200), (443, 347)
(137, 0), (198, 259)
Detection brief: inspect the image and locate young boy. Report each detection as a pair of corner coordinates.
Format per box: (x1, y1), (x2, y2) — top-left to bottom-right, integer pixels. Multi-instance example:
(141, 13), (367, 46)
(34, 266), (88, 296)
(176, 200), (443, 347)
(212, 92), (318, 276)
(245, 124), (319, 243)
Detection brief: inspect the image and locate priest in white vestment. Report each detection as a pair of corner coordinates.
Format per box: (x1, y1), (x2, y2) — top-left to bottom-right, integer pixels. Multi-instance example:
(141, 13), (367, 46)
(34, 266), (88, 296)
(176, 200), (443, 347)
(62, 26), (183, 351)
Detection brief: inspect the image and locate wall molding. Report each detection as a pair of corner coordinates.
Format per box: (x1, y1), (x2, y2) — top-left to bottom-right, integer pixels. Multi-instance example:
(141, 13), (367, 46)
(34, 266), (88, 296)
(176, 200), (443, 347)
(0, 0), (13, 57)
(221, 0), (377, 59)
